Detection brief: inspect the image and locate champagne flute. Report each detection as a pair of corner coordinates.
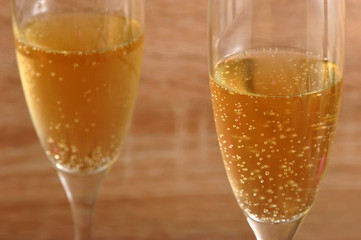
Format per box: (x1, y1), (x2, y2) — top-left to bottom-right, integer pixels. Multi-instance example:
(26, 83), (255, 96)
(12, 0), (144, 239)
(208, 0), (344, 239)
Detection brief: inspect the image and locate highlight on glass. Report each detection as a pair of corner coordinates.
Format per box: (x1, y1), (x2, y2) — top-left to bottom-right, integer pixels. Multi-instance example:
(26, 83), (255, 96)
(12, 0), (144, 239)
(208, 0), (344, 239)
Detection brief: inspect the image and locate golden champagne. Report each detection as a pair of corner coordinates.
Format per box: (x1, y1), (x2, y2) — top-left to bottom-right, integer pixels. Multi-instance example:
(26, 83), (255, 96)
(15, 12), (144, 172)
(210, 50), (342, 223)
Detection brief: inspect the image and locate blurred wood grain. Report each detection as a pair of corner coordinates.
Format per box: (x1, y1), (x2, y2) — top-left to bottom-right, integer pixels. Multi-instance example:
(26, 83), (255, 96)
(0, 0), (360, 239)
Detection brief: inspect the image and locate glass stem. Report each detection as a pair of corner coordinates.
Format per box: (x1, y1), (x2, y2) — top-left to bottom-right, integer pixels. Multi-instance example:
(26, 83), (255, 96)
(247, 216), (305, 240)
(57, 169), (108, 240)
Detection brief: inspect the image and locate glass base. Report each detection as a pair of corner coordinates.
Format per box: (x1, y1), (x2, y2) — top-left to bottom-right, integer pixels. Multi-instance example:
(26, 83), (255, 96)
(247, 215), (305, 240)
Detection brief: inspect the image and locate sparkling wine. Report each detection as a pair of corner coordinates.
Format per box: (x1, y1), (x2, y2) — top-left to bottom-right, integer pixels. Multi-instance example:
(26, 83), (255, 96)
(15, 12), (144, 172)
(210, 50), (342, 223)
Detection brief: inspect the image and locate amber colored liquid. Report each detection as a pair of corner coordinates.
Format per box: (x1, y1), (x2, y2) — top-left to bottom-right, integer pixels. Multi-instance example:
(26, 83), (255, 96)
(15, 12), (144, 172)
(210, 50), (342, 223)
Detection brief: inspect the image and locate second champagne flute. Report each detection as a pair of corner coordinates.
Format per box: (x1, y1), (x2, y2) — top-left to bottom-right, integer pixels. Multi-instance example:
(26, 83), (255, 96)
(208, 0), (344, 239)
(12, 0), (144, 239)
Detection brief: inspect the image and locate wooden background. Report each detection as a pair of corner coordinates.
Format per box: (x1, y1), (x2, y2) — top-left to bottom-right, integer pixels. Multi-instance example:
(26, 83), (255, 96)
(1, 0), (360, 239)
